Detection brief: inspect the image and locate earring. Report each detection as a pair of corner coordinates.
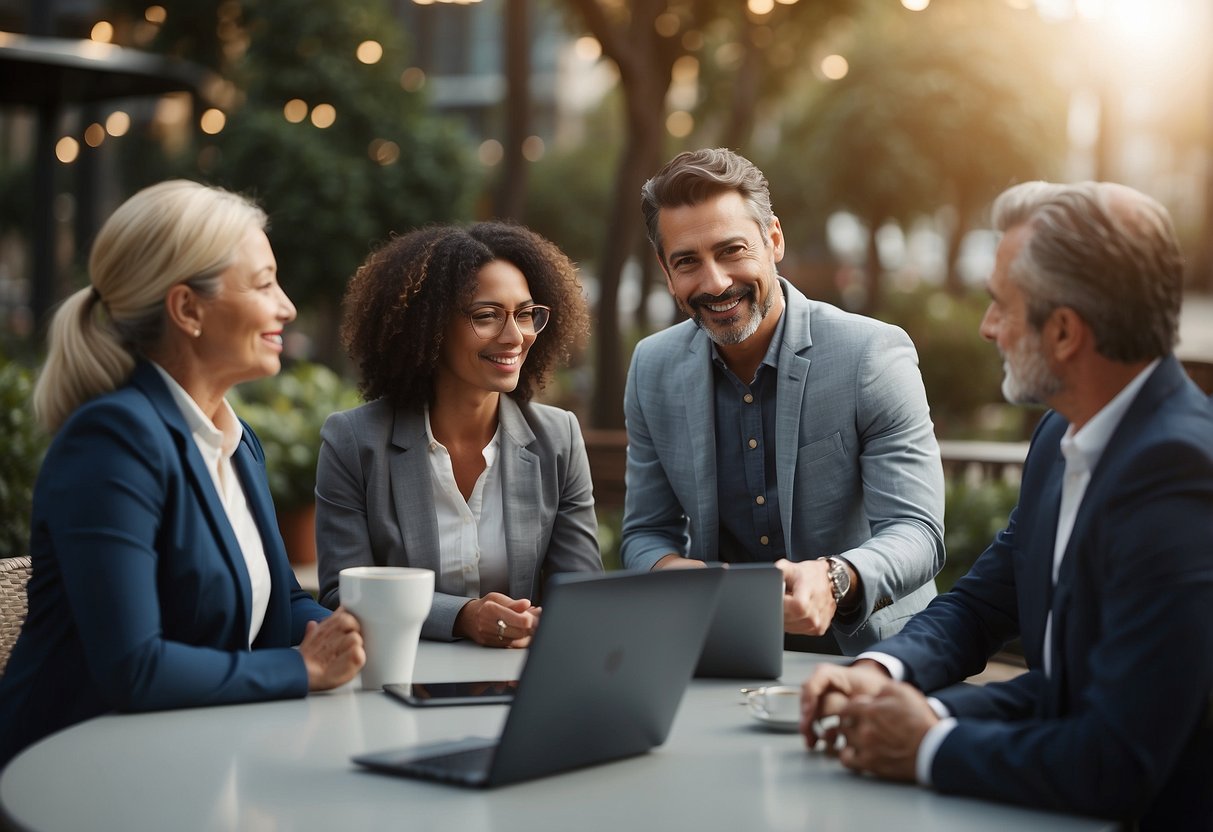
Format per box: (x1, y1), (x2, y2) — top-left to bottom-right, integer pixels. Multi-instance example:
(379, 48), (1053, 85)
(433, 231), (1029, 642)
(193, 329), (202, 338)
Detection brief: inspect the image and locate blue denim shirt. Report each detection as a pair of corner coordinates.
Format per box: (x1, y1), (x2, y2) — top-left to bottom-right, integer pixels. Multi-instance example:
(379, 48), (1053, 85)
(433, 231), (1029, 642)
(710, 305), (788, 563)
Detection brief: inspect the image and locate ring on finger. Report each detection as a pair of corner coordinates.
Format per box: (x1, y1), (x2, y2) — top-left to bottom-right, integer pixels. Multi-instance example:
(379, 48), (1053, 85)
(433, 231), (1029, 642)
(496, 619), (507, 641)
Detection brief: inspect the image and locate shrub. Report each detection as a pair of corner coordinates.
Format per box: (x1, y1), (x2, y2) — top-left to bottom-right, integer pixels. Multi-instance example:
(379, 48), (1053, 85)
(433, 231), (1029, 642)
(0, 358), (49, 557)
(231, 362), (362, 511)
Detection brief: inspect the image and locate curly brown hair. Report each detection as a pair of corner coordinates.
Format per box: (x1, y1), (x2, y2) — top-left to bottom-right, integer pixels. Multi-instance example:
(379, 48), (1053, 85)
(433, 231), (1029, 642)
(341, 222), (590, 409)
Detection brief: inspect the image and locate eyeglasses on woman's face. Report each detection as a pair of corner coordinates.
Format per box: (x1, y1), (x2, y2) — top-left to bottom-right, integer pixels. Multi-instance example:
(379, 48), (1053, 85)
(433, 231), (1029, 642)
(465, 304), (552, 340)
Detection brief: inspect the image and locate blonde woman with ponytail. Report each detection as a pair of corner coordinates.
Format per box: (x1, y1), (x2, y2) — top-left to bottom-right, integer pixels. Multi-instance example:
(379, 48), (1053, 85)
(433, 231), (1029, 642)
(0, 181), (364, 767)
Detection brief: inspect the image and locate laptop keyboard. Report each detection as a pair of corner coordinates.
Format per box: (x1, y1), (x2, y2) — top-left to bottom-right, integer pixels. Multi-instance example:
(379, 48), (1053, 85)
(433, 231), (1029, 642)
(406, 745), (496, 783)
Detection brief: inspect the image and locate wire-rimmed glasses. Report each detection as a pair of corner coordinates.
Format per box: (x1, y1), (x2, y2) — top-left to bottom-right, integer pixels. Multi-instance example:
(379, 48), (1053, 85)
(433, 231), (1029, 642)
(465, 304), (552, 340)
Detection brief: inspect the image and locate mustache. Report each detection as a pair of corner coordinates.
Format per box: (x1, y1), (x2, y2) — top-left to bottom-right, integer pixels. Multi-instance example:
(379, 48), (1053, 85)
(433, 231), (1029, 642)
(689, 287), (750, 310)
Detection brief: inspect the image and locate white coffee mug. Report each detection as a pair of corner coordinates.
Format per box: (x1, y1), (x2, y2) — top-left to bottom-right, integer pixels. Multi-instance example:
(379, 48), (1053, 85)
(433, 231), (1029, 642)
(339, 566), (434, 691)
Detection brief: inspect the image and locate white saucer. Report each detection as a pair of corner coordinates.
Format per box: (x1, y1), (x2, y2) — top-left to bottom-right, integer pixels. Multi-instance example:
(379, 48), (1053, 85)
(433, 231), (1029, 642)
(748, 710), (801, 732)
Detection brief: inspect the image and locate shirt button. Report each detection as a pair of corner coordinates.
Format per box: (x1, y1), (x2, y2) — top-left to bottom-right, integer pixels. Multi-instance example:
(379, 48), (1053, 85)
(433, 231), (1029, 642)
(760, 535), (769, 545)
(748, 438), (758, 449)
(743, 394), (754, 404)
(755, 495), (766, 505)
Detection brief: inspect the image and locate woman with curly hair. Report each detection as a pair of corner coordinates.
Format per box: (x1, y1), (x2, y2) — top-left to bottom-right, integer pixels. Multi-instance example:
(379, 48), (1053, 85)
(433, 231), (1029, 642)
(315, 222), (602, 647)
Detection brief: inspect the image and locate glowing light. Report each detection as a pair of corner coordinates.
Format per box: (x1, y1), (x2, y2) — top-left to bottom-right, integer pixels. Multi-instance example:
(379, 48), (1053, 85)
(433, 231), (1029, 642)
(521, 136), (545, 162)
(83, 123), (106, 147)
(144, 5), (167, 23)
(682, 30), (704, 51)
(671, 55), (699, 84)
(356, 40), (383, 64)
(478, 139), (503, 166)
(574, 37), (601, 61)
(400, 67), (426, 91)
(1083, 0), (1187, 53)
(199, 109), (226, 135)
(747, 0), (775, 15)
(369, 139), (400, 165)
(654, 12), (680, 38)
(666, 110), (694, 138)
(90, 21), (114, 42)
(901, 0), (930, 10)
(821, 54), (849, 80)
(283, 99), (308, 123)
(310, 104), (336, 128)
(56, 137), (80, 163)
(105, 111), (130, 136)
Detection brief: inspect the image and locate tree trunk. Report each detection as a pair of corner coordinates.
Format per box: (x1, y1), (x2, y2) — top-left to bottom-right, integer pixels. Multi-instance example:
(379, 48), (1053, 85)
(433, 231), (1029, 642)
(591, 95), (664, 427)
(495, 0), (530, 221)
(568, 0), (682, 429)
(721, 29), (761, 151)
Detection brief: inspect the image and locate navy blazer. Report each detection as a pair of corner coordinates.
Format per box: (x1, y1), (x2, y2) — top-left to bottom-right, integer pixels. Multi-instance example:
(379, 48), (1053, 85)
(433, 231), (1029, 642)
(872, 356), (1213, 828)
(0, 362), (328, 768)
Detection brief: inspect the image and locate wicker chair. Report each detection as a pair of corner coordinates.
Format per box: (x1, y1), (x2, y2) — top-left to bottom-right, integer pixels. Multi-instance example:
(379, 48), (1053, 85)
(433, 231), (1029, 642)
(0, 555), (32, 676)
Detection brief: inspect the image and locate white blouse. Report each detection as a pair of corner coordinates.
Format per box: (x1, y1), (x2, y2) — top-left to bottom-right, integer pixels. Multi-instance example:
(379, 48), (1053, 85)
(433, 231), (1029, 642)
(423, 407), (509, 599)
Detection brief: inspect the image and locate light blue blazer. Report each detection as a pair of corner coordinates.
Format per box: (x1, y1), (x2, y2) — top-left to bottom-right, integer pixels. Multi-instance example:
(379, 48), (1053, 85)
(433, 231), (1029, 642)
(0, 362), (327, 768)
(621, 278), (944, 653)
(315, 396), (603, 640)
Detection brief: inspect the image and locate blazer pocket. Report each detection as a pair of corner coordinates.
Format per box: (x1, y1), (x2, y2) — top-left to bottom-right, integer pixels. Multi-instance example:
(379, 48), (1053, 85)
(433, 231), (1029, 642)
(797, 432), (845, 465)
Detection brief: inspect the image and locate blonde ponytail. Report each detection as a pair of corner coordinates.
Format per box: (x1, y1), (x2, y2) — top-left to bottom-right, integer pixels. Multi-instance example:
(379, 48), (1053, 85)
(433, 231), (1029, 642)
(33, 286), (135, 432)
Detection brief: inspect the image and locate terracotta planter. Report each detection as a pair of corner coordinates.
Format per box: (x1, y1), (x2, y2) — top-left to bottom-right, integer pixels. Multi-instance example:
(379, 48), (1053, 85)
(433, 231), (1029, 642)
(277, 502), (317, 565)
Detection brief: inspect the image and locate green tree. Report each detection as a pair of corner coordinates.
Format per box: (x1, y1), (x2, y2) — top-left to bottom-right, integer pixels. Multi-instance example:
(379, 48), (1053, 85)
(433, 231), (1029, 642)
(207, 0), (477, 358)
(773, 2), (1066, 311)
(563, 0), (854, 428)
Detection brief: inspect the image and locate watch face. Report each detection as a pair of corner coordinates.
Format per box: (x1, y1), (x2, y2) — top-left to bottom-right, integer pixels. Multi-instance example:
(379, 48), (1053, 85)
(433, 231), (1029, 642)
(828, 559), (850, 601)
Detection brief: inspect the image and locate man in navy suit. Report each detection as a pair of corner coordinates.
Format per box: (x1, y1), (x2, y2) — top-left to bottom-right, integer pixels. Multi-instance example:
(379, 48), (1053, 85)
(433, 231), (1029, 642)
(799, 181), (1213, 830)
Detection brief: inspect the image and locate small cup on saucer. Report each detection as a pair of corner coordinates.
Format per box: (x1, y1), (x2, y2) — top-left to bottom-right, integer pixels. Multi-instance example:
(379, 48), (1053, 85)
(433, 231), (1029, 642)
(745, 685), (801, 732)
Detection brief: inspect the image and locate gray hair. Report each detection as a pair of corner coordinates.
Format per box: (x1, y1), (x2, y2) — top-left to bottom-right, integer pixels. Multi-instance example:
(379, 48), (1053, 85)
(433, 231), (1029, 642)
(991, 180), (1181, 362)
(640, 148), (774, 264)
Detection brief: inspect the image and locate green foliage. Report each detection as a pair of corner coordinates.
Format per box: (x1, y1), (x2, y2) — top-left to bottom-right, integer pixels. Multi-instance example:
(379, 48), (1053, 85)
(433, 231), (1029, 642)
(524, 99), (621, 267)
(938, 477), (1019, 593)
(231, 362), (361, 511)
(0, 359), (49, 557)
(770, 2), (1067, 247)
(205, 0), (479, 308)
(878, 287), (1005, 437)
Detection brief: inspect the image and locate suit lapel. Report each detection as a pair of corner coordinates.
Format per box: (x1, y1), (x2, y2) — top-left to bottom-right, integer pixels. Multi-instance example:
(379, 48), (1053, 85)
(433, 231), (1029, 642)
(129, 362), (252, 635)
(1045, 358), (1182, 710)
(389, 408), (442, 571)
(498, 398), (541, 599)
(230, 437), (292, 646)
(775, 279), (811, 539)
(681, 332), (720, 560)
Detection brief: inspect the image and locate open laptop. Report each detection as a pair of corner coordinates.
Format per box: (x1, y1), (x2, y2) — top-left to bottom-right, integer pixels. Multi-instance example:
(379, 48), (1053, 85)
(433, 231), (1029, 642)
(352, 567), (725, 788)
(694, 563), (784, 679)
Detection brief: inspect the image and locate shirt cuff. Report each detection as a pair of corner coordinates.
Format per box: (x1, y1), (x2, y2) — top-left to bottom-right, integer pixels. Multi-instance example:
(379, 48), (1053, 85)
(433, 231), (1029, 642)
(916, 717), (958, 787)
(856, 651), (906, 682)
(926, 696), (951, 719)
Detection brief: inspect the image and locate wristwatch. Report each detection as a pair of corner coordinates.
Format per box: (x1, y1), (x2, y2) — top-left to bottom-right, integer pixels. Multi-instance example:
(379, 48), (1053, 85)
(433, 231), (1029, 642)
(825, 557), (851, 605)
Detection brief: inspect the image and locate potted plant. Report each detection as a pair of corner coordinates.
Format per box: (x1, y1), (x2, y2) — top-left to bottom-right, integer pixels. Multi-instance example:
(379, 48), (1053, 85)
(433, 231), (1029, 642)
(232, 362), (361, 564)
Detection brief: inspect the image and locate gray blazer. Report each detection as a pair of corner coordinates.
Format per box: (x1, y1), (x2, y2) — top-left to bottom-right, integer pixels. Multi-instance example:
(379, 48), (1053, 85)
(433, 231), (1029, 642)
(621, 278), (945, 653)
(315, 396), (603, 640)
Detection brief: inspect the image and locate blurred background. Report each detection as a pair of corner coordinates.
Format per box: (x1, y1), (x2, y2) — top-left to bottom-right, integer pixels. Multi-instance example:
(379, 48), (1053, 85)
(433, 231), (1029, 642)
(2, 0), (1211, 579)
